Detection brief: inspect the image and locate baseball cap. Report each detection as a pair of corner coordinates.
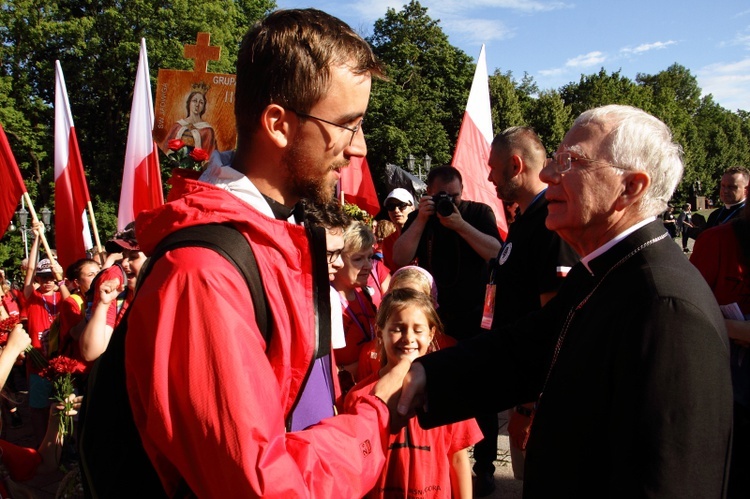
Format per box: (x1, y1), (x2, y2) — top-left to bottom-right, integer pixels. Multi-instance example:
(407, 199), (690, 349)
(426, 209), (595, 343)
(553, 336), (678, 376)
(385, 188), (414, 207)
(36, 259), (54, 275)
(105, 222), (140, 253)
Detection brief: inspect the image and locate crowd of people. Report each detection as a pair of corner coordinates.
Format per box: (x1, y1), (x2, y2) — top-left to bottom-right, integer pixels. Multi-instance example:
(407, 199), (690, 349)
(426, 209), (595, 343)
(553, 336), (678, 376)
(0, 7), (747, 499)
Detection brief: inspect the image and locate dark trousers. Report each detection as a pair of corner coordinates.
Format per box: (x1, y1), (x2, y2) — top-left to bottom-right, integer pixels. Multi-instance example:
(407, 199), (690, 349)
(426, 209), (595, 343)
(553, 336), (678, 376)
(729, 402), (750, 499)
(472, 411), (498, 475)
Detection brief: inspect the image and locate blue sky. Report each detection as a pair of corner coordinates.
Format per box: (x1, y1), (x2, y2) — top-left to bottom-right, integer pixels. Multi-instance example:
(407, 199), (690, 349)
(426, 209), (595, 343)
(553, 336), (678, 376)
(277, 0), (750, 113)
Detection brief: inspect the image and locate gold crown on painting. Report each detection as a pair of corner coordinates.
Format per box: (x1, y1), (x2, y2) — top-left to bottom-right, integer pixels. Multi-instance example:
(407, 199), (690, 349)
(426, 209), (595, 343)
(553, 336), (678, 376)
(191, 81), (210, 94)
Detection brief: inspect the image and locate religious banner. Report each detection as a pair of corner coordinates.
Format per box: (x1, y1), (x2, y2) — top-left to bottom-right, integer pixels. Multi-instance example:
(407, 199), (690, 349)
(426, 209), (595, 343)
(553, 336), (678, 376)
(152, 33), (236, 157)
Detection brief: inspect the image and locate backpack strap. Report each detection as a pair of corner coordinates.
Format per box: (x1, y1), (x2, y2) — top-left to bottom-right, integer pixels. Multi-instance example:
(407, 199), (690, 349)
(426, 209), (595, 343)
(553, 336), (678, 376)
(137, 224), (270, 342)
(80, 224), (270, 499)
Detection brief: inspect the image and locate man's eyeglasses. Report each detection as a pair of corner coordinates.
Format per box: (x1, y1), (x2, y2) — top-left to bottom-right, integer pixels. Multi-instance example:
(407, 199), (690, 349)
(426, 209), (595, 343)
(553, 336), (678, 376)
(326, 249), (343, 264)
(386, 203), (411, 212)
(550, 152), (622, 174)
(288, 109), (363, 146)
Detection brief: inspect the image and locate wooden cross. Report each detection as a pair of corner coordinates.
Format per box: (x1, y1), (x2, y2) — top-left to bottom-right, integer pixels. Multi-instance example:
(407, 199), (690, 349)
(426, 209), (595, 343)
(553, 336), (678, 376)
(184, 32), (221, 74)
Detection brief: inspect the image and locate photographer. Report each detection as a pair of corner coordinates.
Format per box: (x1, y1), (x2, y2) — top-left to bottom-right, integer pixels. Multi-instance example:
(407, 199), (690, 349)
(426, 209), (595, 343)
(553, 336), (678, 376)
(393, 166), (501, 341)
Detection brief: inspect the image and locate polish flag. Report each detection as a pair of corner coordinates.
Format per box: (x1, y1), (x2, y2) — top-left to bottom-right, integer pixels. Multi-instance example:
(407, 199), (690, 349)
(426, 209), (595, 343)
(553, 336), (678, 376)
(451, 45), (507, 240)
(118, 38), (163, 231)
(0, 123), (27, 239)
(55, 61), (93, 268)
(341, 155), (380, 216)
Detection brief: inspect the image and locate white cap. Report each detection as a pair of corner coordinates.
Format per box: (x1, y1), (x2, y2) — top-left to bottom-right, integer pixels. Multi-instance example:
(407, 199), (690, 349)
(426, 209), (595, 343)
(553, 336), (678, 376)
(385, 188), (414, 206)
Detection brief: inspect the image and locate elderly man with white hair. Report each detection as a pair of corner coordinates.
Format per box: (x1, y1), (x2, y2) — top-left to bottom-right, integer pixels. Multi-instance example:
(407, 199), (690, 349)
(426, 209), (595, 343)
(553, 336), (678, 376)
(397, 105), (732, 498)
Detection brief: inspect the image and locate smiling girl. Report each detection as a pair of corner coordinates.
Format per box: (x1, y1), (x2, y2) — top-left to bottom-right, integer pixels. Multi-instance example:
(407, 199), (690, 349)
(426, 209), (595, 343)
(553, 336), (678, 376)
(344, 288), (481, 498)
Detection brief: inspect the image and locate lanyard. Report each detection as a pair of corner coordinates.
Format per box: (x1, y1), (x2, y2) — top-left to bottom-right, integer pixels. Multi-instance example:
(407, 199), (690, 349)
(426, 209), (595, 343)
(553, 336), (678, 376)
(41, 293), (57, 322)
(339, 291), (375, 343)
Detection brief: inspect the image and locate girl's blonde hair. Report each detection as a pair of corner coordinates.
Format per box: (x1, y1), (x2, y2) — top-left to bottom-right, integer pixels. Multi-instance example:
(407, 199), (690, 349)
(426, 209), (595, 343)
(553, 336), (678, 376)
(389, 266), (438, 307)
(376, 288), (443, 357)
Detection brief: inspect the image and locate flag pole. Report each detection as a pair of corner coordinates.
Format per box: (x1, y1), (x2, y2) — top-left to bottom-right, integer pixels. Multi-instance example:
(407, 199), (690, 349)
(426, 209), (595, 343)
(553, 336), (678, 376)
(86, 201), (105, 263)
(22, 192), (62, 279)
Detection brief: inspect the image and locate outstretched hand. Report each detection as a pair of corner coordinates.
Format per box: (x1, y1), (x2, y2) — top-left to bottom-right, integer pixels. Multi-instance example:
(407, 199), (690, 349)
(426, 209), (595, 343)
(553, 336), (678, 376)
(397, 362), (427, 419)
(371, 358), (412, 432)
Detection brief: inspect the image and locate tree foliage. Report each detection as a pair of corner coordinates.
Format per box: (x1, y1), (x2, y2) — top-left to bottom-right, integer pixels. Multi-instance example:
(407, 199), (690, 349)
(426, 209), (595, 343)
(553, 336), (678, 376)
(365, 0), (473, 191)
(0, 0), (274, 269)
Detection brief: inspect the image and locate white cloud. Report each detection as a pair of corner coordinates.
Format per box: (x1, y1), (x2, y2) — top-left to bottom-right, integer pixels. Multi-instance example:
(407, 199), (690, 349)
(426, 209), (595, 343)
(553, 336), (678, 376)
(620, 40), (677, 55)
(538, 67), (566, 77)
(697, 57), (750, 112)
(734, 31), (750, 50)
(443, 17), (514, 44)
(565, 51), (607, 68)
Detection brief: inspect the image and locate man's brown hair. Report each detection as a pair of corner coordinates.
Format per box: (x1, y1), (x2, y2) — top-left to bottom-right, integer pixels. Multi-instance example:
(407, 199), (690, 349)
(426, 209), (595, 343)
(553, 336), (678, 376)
(235, 8), (384, 139)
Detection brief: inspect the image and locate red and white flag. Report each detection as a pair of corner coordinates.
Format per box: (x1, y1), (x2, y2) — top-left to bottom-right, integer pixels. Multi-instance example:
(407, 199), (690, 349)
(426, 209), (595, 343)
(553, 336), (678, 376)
(0, 123), (27, 239)
(451, 45), (507, 240)
(55, 61), (93, 268)
(341, 156), (380, 216)
(118, 38), (163, 231)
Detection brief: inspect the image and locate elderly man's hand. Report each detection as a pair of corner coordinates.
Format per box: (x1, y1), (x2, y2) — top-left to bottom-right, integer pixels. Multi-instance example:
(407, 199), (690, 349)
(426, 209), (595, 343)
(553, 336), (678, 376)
(372, 358), (413, 432)
(396, 362), (428, 419)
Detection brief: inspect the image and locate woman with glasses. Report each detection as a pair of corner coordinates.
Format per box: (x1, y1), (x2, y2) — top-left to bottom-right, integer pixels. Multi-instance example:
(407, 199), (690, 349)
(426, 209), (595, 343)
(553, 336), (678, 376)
(382, 188), (416, 272)
(332, 221), (378, 392)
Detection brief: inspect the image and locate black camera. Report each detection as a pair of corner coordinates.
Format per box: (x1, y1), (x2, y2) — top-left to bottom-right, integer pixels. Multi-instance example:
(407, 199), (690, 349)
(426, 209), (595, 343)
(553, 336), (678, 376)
(432, 191), (455, 217)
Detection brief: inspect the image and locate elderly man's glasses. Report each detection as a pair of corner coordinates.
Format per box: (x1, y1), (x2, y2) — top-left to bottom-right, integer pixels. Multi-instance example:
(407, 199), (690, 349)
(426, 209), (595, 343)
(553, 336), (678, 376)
(326, 249), (343, 264)
(289, 109), (363, 146)
(550, 152), (621, 174)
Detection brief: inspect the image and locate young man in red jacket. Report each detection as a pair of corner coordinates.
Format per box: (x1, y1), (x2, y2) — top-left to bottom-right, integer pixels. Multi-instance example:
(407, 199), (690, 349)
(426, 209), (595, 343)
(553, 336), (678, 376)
(125, 9), (407, 497)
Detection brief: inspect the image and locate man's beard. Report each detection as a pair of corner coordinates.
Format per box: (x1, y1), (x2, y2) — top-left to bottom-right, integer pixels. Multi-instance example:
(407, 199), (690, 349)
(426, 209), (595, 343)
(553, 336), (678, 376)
(282, 139), (347, 204)
(496, 173), (520, 204)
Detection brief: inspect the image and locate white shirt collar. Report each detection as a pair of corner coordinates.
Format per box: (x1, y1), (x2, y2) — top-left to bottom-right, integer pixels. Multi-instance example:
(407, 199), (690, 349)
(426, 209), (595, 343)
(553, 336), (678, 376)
(580, 216), (657, 274)
(198, 150), (296, 223)
(725, 199), (746, 209)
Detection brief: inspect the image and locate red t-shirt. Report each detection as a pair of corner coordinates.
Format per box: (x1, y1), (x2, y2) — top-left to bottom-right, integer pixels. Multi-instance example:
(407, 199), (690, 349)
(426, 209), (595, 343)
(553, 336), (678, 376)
(58, 293), (91, 367)
(334, 289), (377, 368)
(367, 260), (391, 308)
(0, 438), (41, 483)
(382, 231), (400, 274)
(1, 290), (21, 317)
(25, 289), (61, 353)
(345, 372), (482, 498)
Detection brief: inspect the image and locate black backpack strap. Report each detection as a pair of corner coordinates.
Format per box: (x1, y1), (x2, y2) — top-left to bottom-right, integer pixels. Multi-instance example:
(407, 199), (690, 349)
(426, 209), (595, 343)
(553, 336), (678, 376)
(80, 224), (270, 499)
(141, 224), (270, 341)
(306, 223), (331, 358)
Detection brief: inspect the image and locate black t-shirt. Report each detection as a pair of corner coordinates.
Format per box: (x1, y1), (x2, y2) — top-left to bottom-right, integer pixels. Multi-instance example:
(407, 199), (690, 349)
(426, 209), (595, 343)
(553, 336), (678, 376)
(490, 195), (579, 329)
(403, 200), (500, 339)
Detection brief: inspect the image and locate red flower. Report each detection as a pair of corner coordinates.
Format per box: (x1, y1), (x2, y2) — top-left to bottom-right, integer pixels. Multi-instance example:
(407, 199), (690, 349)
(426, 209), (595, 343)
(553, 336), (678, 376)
(40, 355), (86, 380)
(168, 139), (185, 151)
(0, 315), (19, 333)
(189, 147), (209, 162)
(0, 332), (8, 347)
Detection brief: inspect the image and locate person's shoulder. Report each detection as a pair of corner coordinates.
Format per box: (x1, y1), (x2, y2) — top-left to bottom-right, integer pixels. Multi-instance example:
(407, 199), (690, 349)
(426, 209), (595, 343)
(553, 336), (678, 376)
(343, 372), (379, 411)
(693, 221), (736, 251)
(460, 199), (492, 212)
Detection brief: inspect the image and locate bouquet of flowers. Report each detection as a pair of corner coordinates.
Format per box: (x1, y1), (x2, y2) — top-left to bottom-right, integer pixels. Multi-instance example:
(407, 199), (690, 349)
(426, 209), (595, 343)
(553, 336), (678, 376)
(0, 315), (48, 369)
(163, 139), (210, 171)
(40, 356), (86, 440)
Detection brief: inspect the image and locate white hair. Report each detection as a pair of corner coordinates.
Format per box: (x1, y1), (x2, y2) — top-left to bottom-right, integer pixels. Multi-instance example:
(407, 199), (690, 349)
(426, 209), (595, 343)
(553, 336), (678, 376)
(574, 105), (684, 217)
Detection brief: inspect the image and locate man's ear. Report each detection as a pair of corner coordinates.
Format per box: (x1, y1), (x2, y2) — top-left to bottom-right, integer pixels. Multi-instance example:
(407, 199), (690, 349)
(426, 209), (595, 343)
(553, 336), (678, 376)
(510, 154), (524, 177)
(260, 104), (294, 148)
(617, 171), (651, 210)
